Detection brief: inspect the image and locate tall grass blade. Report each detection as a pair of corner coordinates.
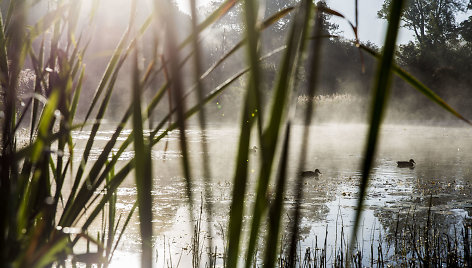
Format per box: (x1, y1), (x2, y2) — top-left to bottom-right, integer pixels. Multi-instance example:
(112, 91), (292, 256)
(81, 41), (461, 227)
(226, 86), (257, 268)
(228, 2), (266, 262)
(131, 43), (153, 268)
(70, 67), (84, 125)
(188, 0), (214, 260)
(105, 159), (116, 260)
(17, 91), (59, 234)
(244, 1), (311, 266)
(154, 0), (196, 244)
(349, 0), (405, 265)
(263, 123), (291, 268)
(1, 3), (29, 259)
(29, 38), (45, 142)
(286, 3), (325, 266)
(242, 0), (264, 136)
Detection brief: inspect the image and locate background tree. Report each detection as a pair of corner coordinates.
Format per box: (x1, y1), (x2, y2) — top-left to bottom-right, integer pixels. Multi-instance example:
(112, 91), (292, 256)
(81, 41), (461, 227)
(378, 0), (472, 120)
(378, 0), (470, 47)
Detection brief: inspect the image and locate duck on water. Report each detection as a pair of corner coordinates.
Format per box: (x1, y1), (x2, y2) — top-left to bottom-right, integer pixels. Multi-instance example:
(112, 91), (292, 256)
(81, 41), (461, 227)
(397, 159), (415, 168)
(300, 169), (322, 179)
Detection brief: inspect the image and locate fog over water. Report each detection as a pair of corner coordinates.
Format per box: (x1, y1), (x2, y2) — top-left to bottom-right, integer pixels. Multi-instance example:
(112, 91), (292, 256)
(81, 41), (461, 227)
(61, 123), (472, 267)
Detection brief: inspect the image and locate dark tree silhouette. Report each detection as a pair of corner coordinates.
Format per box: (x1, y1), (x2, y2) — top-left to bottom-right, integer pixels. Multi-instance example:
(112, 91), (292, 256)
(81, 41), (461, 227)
(378, 0), (470, 47)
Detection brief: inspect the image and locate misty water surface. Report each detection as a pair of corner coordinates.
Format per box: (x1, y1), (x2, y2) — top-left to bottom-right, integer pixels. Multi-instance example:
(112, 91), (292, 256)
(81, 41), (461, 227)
(67, 123), (472, 267)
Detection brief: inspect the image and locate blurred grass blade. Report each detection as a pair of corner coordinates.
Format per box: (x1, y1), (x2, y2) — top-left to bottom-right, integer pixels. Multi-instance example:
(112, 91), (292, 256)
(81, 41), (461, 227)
(287, 2), (324, 266)
(349, 0), (405, 265)
(131, 45), (153, 268)
(359, 44), (472, 126)
(242, 0), (263, 135)
(244, 2), (311, 266)
(29, 38), (45, 142)
(70, 67), (84, 124)
(188, 0), (214, 258)
(263, 122), (291, 268)
(154, 0), (196, 241)
(17, 91), (59, 233)
(226, 0), (264, 262)
(226, 85), (257, 268)
(105, 160), (116, 259)
(30, 91), (59, 163)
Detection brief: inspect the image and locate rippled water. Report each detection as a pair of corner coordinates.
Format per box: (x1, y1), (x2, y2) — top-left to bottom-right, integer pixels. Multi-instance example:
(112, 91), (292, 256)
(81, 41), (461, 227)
(68, 124), (472, 267)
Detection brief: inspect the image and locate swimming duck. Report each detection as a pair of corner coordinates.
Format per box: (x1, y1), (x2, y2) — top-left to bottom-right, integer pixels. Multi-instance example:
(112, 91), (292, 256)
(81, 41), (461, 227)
(397, 159), (415, 168)
(249, 146), (258, 153)
(300, 169), (322, 179)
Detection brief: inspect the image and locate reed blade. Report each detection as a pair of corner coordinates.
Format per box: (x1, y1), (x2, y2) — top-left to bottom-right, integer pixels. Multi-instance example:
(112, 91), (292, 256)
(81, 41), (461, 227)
(263, 123), (291, 268)
(349, 0), (405, 264)
(245, 2), (311, 266)
(226, 4), (264, 263)
(286, 2), (325, 266)
(226, 85), (257, 268)
(131, 44), (153, 268)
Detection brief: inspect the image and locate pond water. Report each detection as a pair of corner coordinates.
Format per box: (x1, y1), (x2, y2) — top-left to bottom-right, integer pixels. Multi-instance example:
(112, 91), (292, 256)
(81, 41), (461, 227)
(69, 123), (472, 267)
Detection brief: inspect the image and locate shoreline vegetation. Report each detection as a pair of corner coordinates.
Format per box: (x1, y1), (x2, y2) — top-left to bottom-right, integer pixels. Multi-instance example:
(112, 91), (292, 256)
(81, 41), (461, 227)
(115, 200), (472, 268)
(1, 0), (471, 267)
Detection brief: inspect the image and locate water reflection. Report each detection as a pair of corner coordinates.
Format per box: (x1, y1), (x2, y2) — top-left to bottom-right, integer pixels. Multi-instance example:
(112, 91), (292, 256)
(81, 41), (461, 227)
(68, 124), (472, 266)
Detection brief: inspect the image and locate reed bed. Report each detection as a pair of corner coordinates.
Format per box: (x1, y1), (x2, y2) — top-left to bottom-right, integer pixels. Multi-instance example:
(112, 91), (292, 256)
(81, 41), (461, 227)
(0, 0), (470, 267)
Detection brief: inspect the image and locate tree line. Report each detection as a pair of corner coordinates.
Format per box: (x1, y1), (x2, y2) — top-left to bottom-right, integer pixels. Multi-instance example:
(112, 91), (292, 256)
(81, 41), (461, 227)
(198, 0), (472, 124)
